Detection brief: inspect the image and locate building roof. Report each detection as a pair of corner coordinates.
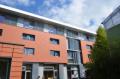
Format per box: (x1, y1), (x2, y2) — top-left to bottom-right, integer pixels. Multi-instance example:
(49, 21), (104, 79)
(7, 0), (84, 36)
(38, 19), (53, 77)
(102, 5), (120, 24)
(0, 4), (96, 35)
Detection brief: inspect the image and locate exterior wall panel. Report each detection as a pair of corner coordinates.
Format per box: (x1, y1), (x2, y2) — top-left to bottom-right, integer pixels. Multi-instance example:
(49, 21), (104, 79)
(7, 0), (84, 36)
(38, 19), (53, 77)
(80, 40), (94, 63)
(0, 23), (67, 64)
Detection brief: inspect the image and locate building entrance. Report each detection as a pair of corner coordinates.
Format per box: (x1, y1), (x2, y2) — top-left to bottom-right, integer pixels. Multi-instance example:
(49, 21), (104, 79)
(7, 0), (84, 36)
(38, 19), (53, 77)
(43, 65), (59, 79)
(44, 71), (54, 79)
(0, 58), (11, 79)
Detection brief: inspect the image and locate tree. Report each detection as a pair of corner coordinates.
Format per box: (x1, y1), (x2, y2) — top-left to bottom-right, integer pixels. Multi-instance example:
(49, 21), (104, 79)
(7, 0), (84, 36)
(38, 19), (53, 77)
(85, 26), (110, 79)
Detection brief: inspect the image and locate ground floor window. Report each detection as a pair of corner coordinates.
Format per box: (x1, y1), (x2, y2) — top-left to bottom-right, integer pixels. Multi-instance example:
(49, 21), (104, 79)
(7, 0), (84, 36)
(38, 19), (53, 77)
(67, 65), (80, 79)
(0, 58), (11, 79)
(43, 64), (59, 79)
(22, 64), (32, 79)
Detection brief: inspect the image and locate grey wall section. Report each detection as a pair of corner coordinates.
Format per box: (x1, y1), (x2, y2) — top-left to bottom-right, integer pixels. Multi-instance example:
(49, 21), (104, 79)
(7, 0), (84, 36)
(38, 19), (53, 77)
(32, 63), (39, 79)
(59, 64), (68, 79)
(32, 63), (44, 79)
(103, 7), (120, 30)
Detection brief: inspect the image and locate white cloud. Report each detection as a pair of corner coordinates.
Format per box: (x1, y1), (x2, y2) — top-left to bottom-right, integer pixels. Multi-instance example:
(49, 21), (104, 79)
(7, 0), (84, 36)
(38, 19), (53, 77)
(44, 0), (54, 6)
(41, 0), (120, 32)
(0, 0), (36, 6)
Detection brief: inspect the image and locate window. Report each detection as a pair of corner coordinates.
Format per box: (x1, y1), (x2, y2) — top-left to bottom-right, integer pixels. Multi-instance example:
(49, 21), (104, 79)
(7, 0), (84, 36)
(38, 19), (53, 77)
(4, 15), (17, 25)
(48, 26), (57, 34)
(88, 54), (91, 58)
(23, 19), (33, 29)
(0, 14), (5, 23)
(67, 30), (78, 37)
(68, 51), (78, 64)
(33, 22), (44, 31)
(23, 33), (35, 41)
(86, 45), (92, 50)
(22, 64), (32, 79)
(50, 38), (59, 45)
(24, 47), (34, 55)
(68, 38), (79, 50)
(48, 25), (64, 35)
(0, 29), (3, 36)
(50, 50), (60, 56)
(56, 27), (64, 35)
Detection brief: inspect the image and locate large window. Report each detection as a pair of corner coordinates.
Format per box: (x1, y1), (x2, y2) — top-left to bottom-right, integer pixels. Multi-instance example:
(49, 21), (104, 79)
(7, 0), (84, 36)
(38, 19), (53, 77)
(50, 50), (60, 57)
(0, 14), (5, 23)
(50, 38), (59, 45)
(68, 38), (79, 50)
(24, 47), (34, 55)
(68, 51), (78, 64)
(23, 33), (35, 41)
(48, 25), (64, 35)
(33, 22), (44, 31)
(0, 14), (17, 25)
(67, 30), (78, 37)
(4, 15), (17, 25)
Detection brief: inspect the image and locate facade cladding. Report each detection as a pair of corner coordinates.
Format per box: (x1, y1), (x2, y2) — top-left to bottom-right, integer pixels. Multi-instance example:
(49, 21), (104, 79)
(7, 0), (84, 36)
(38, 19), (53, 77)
(0, 5), (95, 79)
(102, 5), (120, 57)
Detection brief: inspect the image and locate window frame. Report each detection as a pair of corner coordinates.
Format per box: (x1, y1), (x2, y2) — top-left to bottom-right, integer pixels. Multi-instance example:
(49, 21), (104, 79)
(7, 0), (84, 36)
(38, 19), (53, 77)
(24, 47), (34, 55)
(50, 50), (60, 57)
(22, 33), (35, 41)
(50, 38), (59, 45)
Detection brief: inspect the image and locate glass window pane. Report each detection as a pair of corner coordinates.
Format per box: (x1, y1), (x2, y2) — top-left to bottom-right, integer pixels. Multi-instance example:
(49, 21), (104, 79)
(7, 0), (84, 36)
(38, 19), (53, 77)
(34, 22), (44, 31)
(50, 50), (60, 56)
(56, 27), (64, 35)
(50, 38), (59, 45)
(48, 25), (57, 34)
(23, 33), (35, 41)
(24, 48), (34, 55)
(67, 30), (78, 37)
(0, 14), (5, 23)
(4, 15), (17, 25)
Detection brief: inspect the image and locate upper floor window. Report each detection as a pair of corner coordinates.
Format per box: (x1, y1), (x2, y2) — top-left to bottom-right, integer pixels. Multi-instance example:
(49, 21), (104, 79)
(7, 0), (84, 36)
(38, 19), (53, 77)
(86, 45), (92, 50)
(68, 51), (78, 64)
(67, 30), (78, 37)
(0, 29), (3, 36)
(50, 38), (59, 45)
(4, 15), (17, 25)
(23, 33), (35, 41)
(68, 38), (80, 50)
(48, 26), (57, 34)
(24, 47), (34, 55)
(48, 25), (64, 35)
(0, 14), (5, 23)
(0, 14), (17, 25)
(50, 50), (60, 57)
(56, 27), (64, 35)
(33, 22), (44, 31)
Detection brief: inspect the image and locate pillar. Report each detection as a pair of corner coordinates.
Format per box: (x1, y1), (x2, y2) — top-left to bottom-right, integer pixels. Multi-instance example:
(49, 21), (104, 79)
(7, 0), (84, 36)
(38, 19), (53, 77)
(59, 64), (68, 79)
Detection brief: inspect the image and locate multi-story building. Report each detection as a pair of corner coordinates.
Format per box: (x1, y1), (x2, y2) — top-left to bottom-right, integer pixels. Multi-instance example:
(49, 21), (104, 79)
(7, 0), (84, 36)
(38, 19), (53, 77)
(0, 4), (95, 79)
(102, 5), (120, 55)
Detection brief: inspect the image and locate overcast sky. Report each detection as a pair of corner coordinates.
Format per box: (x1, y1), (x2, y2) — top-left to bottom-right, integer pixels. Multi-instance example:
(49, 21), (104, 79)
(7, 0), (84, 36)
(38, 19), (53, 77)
(0, 0), (120, 32)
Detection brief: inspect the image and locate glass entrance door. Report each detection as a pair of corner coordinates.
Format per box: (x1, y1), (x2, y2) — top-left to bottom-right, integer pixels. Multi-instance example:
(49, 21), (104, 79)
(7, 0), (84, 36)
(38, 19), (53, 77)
(44, 71), (54, 79)
(0, 58), (11, 79)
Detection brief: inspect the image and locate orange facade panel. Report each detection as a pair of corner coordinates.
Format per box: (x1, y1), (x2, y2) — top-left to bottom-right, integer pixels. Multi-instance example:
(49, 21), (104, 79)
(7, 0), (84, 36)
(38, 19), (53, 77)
(0, 23), (67, 64)
(81, 40), (94, 63)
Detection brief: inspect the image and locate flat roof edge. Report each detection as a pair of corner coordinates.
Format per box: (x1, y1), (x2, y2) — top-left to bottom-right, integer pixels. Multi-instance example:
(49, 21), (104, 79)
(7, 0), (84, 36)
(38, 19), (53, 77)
(0, 4), (96, 35)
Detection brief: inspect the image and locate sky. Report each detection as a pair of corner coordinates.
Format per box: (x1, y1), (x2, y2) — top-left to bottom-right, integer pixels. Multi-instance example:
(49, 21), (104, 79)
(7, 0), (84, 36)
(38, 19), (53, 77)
(0, 0), (120, 32)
